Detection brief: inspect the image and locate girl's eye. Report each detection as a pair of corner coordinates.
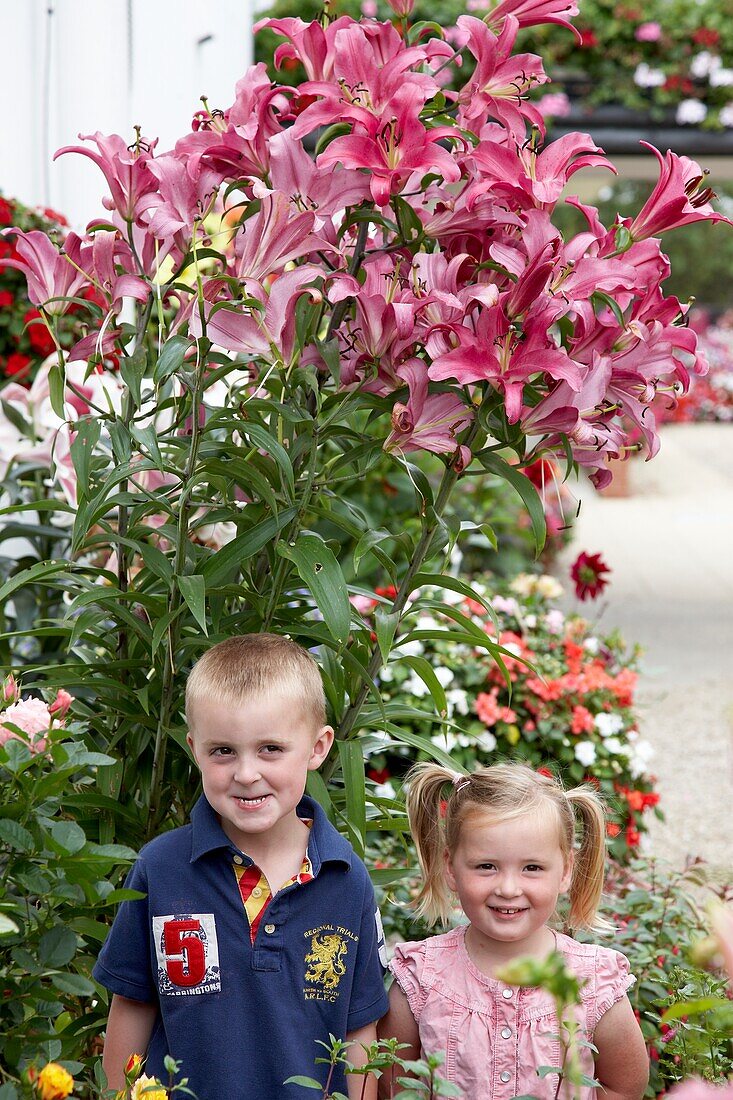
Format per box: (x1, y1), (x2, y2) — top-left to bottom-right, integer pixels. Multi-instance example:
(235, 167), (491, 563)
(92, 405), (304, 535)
(477, 862), (496, 871)
(525, 864), (543, 872)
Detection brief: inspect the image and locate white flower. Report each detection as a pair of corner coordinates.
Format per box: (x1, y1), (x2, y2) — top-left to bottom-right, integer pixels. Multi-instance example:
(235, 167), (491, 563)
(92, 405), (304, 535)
(379, 665), (394, 683)
(373, 780), (397, 799)
(431, 730), (471, 751)
(574, 741), (597, 767)
(719, 103), (733, 126)
(690, 51), (718, 79)
(536, 575), (563, 599)
(493, 595), (519, 615)
(633, 62), (667, 88)
(524, 614), (537, 629)
(595, 712), (623, 738)
(434, 666), (455, 689)
(510, 573), (536, 597)
(583, 636), (600, 655)
(545, 609), (565, 635)
(629, 739), (655, 778)
(416, 614), (440, 632)
(441, 586), (464, 606)
(711, 67), (733, 86)
(603, 737), (626, 756)
(403, 674), (430, 697)
(476, 730), (497, 753)
(446, 688), (470, 716)
(676, 99), (708, 124)
(393, 639), (424, 658)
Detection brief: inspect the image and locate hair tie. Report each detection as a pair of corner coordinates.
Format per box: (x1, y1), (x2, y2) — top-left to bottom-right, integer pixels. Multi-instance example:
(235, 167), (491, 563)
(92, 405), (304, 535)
(452, 772), (471, 793)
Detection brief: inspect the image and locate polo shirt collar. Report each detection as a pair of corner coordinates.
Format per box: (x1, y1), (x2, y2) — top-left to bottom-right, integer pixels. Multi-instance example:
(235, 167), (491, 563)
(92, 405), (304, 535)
(189, 793), (352, 872)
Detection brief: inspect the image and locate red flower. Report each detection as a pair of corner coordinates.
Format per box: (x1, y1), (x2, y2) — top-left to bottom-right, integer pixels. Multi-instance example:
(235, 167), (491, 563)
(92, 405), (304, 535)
(24, 309), (56, 356)
(4, 352), (32, 379)
(375, 585), (398, 599)
(571, 705), (594, 735)
(537, 767), (553, 778)
(625, 823), (641, 847)
(578, 29), (598, 47)
(0, 290), (13, 308)
(570, 551), (611, 601)
(367, 767), (391, 784)
(606, 822), (621, 837)
(692, 27), (720, 46)
(0, 197), (14, 225)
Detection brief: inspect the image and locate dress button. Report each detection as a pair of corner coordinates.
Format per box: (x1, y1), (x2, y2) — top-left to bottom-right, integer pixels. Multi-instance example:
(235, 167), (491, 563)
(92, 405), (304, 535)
(264, 923), (276, 935)
(501, 988), (513, 999)
(500, 1071), (511, 1083)
(233, 855), (243, 865)
(252, 887), (263, 898)
(501, 1027), (512, 1039)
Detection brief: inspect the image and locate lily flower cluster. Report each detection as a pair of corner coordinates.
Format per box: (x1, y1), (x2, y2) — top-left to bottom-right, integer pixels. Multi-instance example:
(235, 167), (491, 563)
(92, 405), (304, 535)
(2, 0), (729, 492)
(0, 675), (72, 756)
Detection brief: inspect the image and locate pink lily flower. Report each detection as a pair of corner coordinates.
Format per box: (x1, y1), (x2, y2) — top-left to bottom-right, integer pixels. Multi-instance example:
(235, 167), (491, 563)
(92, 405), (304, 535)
(626, 142), (733, 241)
(254, 16), (356, 82)
(1, 230), (90, 314)
(485, 0), (580, 36)
(288, 22), (445, 141)
(261, 130), (371, 237)
(384, 359), (473, 458)
(232, 191), (328, 288)
(54, 131), (158, 224)
(317, 86), (462, 207)
(429, 302), (582, 421)
(456, 16), (548, 139)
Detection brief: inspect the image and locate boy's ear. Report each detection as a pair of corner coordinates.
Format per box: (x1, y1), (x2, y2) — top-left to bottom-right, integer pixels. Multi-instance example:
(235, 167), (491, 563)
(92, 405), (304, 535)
(308, 725), (335, 769)
(186, 732), (198, 761)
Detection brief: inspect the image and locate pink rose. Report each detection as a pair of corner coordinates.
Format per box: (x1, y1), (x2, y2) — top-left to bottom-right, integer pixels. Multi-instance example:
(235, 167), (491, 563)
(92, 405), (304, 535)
(635, 21), (662, 42)
(0, 697), (52, 754)
(49, 689), (73, 719)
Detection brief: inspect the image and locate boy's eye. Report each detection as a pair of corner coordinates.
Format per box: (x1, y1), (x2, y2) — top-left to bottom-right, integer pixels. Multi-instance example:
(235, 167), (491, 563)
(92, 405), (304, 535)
(261, 744), (283, 754)
(211, 746), (234, 757)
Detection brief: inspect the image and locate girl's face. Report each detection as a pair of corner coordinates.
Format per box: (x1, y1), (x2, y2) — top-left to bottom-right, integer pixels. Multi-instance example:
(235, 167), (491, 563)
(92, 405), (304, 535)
(445, 807), (573, 958)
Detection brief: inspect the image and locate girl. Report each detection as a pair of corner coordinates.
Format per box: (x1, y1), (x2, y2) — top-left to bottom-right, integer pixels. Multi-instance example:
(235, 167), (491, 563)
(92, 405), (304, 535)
(378, 763), (648, 1100)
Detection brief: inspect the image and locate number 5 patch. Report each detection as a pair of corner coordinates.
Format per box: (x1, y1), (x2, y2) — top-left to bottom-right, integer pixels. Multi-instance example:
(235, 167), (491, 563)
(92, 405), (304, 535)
(153, 914), (221, 996)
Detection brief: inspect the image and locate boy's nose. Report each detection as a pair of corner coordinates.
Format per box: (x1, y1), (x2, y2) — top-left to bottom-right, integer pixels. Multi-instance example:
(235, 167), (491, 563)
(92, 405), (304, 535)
(233, 757), (262, 784)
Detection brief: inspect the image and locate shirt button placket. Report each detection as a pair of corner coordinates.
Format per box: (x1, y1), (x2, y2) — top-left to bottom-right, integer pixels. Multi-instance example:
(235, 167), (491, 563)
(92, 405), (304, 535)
(497, 987), (516, 1093)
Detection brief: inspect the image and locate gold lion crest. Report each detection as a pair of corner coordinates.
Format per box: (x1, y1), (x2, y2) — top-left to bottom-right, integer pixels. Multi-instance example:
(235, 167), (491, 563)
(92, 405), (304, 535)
(304, 932), (348, 990)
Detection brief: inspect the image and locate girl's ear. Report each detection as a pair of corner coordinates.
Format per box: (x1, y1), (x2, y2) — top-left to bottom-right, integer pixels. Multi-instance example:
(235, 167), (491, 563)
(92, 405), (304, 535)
(560, 850), (574, 894)
(444, 848), (457, 893)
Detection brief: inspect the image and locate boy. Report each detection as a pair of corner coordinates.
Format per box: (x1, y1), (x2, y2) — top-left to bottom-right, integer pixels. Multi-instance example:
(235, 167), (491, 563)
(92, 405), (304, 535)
(94, 634), (388, 1099)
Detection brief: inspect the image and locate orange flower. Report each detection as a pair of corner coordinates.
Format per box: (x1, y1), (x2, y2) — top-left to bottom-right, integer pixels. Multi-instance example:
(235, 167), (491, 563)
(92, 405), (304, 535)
(35, 1063), (74, 1100)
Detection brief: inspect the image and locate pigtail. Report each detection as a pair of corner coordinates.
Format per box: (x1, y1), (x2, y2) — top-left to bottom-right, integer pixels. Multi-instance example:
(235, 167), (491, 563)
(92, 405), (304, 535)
(565, 786), (614, 933)
(404, 762), (457, 927)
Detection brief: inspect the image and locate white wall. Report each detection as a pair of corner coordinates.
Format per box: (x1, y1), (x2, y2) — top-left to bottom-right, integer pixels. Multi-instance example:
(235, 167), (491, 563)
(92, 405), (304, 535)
(2, 0), (257, 231)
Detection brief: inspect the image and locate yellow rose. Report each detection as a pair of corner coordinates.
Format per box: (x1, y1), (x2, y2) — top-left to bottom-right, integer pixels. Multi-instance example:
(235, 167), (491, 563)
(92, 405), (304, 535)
(130, 1074), (168, 1100)
(36, 1063), (74, 1100)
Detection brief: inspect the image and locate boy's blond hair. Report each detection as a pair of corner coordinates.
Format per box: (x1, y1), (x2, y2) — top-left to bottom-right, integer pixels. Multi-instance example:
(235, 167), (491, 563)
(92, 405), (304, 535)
(185, 633), (327, 730)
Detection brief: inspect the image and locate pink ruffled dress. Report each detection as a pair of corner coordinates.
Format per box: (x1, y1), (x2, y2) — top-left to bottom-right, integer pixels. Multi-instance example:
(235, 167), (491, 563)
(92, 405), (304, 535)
(390, 925), (635, 1100)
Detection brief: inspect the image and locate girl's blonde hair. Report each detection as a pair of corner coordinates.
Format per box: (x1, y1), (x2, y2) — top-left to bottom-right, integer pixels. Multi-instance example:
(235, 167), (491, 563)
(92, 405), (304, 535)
(406, 761), (611, 934)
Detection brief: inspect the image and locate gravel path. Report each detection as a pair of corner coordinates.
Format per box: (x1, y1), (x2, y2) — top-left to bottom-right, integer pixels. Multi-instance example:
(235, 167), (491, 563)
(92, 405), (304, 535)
(556, 423), (733, 882)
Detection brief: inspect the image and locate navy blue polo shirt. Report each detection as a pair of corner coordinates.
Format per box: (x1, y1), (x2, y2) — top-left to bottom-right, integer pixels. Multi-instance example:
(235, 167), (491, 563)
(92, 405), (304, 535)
(94, 795), (388, 1099)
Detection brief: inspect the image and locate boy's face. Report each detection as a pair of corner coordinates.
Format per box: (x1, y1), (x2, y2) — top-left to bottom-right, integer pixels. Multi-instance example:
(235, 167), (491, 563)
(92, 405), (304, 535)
(186, 693), (333, 853)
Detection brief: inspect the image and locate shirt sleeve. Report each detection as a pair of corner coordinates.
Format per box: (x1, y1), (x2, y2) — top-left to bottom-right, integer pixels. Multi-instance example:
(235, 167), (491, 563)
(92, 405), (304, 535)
(345, 865), (390, 1033)
(389, 940), (429, 1023)
(589, 946), (636, 1031)
(93, 857), (158, 1004)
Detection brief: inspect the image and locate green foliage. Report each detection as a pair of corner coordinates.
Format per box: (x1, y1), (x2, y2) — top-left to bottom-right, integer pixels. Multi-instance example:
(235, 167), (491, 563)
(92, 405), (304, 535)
(589, 859), (733, 1095)
(0, 720), (135, 1082)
